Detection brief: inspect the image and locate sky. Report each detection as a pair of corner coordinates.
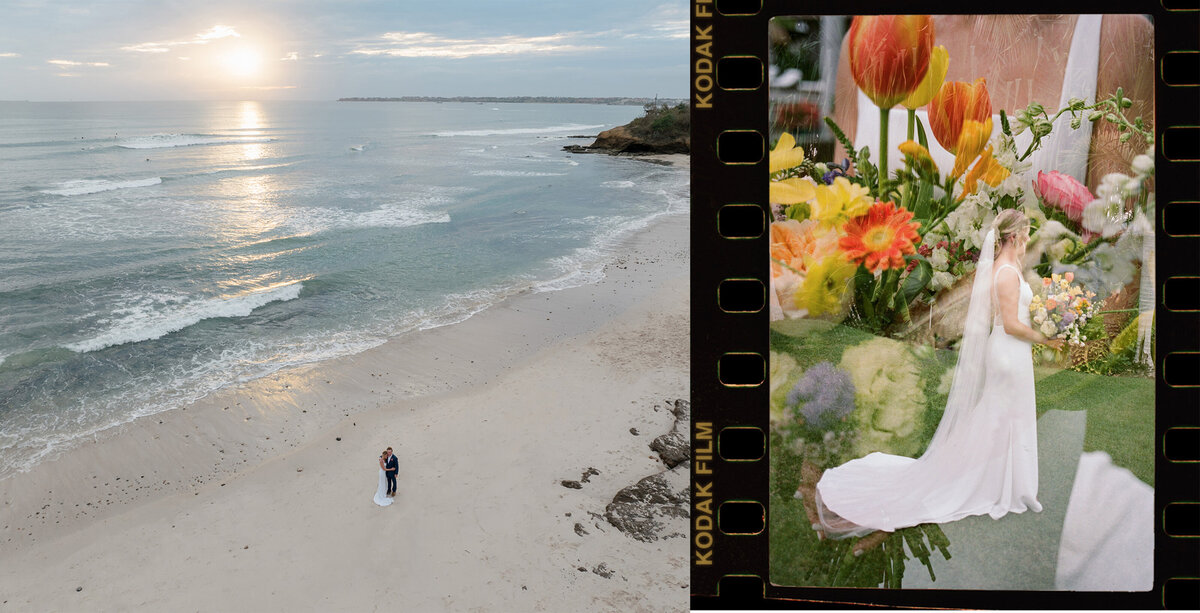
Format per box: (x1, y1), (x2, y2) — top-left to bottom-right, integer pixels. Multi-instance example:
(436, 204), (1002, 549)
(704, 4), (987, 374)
(0, 0), (689, 101)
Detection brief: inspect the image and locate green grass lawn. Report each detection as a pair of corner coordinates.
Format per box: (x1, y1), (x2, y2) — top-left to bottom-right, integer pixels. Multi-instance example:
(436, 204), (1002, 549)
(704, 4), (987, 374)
(768, 324), (1155, 588)
(1033, 366), (1155, 486)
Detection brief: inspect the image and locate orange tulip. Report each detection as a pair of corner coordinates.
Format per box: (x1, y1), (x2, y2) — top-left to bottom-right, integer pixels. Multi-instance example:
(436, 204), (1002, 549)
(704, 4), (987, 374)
(928, 78), (992, 154)
(847, 16), (935, 109)
(959, 146), (1010, 199)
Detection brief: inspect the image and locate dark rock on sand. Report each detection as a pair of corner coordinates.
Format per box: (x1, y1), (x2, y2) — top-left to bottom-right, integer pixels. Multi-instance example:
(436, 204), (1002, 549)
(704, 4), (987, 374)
(603, 463), (689, 543)
(574, 522), (588, 536)
(650, 399), (690, 469)
(592, 563), (615, 579)
(561, 480), (582, 489)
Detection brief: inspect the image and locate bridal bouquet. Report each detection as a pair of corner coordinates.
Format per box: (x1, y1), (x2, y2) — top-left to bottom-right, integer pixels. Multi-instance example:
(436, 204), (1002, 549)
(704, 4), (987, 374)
(1029, 271), (1103, 346)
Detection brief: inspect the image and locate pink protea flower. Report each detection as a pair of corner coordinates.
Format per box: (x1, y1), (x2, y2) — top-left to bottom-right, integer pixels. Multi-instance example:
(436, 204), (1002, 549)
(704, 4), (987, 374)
(1032, 170), (1093, 223)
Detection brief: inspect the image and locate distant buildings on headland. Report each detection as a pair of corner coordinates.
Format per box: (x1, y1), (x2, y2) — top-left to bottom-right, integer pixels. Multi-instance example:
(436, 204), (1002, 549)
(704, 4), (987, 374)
(337, 96), (687, 106)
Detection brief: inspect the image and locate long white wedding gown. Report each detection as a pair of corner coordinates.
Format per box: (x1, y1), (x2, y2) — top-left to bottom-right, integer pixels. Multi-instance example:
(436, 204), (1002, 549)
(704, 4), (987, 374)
(815, 243), (1042, 537)
(373, 467), (393, 507)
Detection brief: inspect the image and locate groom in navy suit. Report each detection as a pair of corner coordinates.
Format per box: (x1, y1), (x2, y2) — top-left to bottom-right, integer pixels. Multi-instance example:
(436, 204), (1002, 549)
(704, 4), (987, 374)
(384, 447), (398, 497)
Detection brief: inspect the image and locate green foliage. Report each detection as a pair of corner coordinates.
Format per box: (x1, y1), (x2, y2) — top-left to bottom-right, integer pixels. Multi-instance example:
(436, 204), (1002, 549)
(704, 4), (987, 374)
(627, 102), (689, 140)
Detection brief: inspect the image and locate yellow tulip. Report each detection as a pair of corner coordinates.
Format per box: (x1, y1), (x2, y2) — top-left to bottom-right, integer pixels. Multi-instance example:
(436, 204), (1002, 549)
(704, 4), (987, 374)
(901, 46), (948, 110)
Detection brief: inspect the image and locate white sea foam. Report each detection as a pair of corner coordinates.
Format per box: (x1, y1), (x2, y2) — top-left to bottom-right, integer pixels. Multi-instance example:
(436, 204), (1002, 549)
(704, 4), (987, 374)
(602, 180), (636, 189)
(64, 283), (303, 353)
(41, 177), (162, 196)
(430, 124), (606, 137)
(118, 133), (275, 149)
(283, 200), (452, 235)
(472, 170), (567, 178)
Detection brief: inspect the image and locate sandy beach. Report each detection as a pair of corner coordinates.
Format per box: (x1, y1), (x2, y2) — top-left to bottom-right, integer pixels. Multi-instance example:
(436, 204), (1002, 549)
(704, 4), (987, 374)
(0, 155), (690, 612)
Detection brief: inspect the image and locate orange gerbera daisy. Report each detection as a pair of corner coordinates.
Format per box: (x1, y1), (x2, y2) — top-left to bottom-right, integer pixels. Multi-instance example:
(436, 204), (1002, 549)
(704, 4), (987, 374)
(838, 201), (922, 273)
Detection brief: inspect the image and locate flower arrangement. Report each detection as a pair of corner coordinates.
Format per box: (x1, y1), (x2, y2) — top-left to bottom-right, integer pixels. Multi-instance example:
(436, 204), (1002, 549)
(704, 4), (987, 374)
(769, 14), (1154, 346)
(1029, 271), (1104, 346)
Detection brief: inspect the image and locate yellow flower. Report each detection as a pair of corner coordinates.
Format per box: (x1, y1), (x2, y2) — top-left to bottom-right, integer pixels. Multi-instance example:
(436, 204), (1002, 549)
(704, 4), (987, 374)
(959, 145), (1009, 199)
(902, 45), (949, 110)
(797, 254), (857, 317)
(898, 140), (939, 175)
(770, 177), (817, 205)
(770, 132), (806, 174)
(810, 177), (873, 229)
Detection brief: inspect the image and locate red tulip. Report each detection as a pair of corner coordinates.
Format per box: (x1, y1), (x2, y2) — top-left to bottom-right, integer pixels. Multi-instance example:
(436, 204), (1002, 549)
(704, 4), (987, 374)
(928, 78), (992, 154)
(847, 16), (935, 110)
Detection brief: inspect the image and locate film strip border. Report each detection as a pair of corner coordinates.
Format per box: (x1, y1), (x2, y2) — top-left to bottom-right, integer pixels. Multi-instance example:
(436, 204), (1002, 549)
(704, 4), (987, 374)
(690, 1), (1200, 609)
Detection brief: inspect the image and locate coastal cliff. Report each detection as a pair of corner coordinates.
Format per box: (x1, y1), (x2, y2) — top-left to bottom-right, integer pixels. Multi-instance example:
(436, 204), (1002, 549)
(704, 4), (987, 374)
(565, 103), (690, 156)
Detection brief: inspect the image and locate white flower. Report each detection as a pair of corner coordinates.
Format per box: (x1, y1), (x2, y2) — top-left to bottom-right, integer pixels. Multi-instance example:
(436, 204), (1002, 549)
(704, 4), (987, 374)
(1035, 220), (1073, 243)
(1082, 199), (1130, 238)
(1040, 320), (1058, 338)
(1131, 153), (1154, 177)
(943, 197), (995, 251)
(961, 260), (976, 274)
(1033, 310), (1046, 325)
(1089, 242), (1137, 289)
(995, 172), (1024, 199)
(929, 270), (956, 291)
(929, 247), (950, 271)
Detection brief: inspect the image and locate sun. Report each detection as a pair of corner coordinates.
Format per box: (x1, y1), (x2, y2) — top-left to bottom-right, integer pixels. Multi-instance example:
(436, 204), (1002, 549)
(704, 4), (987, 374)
(223, 46), (263, 78)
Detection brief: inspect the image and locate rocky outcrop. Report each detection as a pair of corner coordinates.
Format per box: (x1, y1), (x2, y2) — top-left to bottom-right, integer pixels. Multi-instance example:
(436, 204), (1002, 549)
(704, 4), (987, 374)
(603, 399), (691, 542)
(585, 125), (689, 155)
(603, 463), (689, 542)
(649, 399), (690, 469)
(563, 104), (690, 156)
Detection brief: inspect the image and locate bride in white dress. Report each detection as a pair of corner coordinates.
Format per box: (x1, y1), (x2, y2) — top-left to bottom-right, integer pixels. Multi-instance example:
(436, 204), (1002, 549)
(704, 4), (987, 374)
(809, 209), (1064, 547)
(373, 450), (393, 507)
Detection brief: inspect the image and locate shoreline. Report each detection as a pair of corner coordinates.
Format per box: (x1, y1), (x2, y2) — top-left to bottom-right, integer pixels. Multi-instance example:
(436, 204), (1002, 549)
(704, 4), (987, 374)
(0, 174), (691, 610)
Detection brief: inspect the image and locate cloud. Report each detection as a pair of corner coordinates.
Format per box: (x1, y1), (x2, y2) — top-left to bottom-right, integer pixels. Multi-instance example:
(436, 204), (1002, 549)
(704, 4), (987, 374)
(240, 85), (297, 90)
(48, 59), (109, 67)
(0, 52), (20, 58)
(350, 31), (600, 59)
(280, 52), (299, 61)
(122, 24), (241, 54)
(56, 73), (81, 78)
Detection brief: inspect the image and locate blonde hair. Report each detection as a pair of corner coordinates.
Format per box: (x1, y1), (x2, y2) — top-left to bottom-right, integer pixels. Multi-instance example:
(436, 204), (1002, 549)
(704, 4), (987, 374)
(992, 209), (1029, 249)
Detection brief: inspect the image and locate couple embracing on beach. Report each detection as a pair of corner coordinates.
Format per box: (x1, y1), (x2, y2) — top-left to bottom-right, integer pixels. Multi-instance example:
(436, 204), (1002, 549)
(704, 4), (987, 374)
(373, 447), (399, 507)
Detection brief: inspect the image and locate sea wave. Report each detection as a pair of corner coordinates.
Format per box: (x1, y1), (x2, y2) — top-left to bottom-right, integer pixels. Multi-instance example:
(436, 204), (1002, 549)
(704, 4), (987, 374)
(602, 180), (636, 189)
(64, 283), (303, 353)
(472, 170), (567, 177)
(117, 133), (275, 149)
(284, 201), (452, 236)
(40, 177), (162, 196)
(430, 124), (606, 137)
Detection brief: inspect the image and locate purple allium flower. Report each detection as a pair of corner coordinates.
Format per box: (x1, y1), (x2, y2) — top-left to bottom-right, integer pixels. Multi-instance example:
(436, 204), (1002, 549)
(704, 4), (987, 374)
(1062, 311), (1076, 325)
(785, 361), (856, 430)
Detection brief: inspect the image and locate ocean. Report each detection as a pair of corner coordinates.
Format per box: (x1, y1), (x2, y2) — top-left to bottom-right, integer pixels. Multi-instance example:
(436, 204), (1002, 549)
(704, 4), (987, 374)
(0, 100), (687, 479)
